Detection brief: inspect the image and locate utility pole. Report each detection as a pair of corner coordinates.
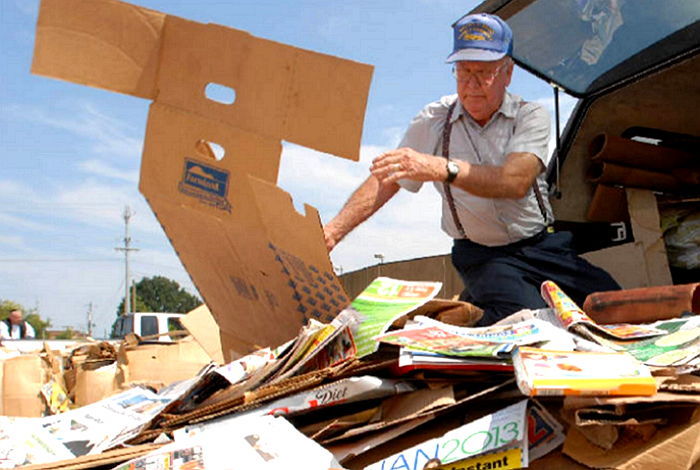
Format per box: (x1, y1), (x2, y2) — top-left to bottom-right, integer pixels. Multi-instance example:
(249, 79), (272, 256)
(115, 206), (139, 315)
(86, 302), (94, 337)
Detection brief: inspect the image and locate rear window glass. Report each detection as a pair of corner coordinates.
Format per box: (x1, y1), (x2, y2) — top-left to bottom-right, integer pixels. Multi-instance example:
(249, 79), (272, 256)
(505, 0), (700, 94)
(167, 317), (186, 341)
(112, 316), (133, 338)
(140, 315), (159, 338)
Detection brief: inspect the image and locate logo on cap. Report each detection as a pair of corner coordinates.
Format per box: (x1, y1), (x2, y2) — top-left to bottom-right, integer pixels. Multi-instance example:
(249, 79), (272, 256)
(458, 23), (495, 42)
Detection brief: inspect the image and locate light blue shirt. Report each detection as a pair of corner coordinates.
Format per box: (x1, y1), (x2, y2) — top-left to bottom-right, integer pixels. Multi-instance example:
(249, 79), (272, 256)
(398, 91), (552, 246)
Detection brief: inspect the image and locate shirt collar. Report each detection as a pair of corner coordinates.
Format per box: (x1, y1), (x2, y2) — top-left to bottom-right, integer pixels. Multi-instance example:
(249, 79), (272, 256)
(451, 91), (518, 124)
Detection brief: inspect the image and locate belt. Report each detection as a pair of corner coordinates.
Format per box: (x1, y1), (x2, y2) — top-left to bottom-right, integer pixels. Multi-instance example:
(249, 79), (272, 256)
(454, 226), (554, 251)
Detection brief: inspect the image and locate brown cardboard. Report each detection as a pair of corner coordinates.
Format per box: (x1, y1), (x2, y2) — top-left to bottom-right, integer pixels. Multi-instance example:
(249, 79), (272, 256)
(327, 416), (434, 464)
(321, 386), (456, 445)
(117, 336), (212, 390)
(32, 0), (373, 360)
(20, 443), (164, 470)
(564, 407), (700, 470)
(74, 362), (119, 407)
(182, 304), (224, 364)
(2, 354), (48, 417)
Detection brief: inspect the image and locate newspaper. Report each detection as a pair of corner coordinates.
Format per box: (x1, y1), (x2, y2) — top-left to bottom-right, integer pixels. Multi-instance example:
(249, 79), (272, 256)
(540, 281), (666, 340)
(375, 316), (564, 359)
(428, 400), (564, 469)
(364, 399), (530, 470)
(269, 309), (358, 382)
(527, 400), (565, 461)
(210, 375), (414, 421)
(495, 308), (612, 353)
(374, 325), (514, 358)
(215, 347), (278, 385)
(112, 414), (343, 470)
(397, 348), (513, 373)
(0, 416), (74, 468)
(595, 316), (700, 367)
(0, 387), (174, 468)
(345, 277), (442, 357)
(413, 316), (561, 345)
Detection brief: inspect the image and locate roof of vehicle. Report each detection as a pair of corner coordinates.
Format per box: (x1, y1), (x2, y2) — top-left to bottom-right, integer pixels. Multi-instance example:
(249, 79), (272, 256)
(470, 0), (700, 98)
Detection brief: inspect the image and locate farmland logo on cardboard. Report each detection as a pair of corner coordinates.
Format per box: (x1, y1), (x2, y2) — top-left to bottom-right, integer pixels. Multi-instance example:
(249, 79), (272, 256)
(179, 159), (231, 212)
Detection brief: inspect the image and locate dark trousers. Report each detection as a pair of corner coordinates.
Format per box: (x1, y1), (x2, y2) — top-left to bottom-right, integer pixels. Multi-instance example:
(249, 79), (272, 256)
(451, 230), (621, 326)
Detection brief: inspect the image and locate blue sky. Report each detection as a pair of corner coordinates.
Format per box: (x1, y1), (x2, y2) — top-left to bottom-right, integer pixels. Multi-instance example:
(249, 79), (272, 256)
(0, 0), (576, 337)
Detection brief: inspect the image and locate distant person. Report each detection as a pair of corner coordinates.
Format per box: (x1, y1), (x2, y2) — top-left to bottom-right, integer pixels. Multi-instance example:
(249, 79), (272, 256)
(323, 13), (620, 325)
(0, 309), (36, 339)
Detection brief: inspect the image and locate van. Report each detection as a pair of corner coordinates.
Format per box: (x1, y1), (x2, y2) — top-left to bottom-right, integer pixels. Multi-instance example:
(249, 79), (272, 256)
(111, 312), (187, 342)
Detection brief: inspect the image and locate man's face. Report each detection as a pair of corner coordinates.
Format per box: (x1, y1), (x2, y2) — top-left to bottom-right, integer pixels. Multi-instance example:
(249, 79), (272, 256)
(9, 310), (22, 325)
(454, 58), (513, 125)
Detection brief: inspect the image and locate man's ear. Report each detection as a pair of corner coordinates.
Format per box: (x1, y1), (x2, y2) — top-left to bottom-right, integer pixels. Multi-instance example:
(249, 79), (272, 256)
(504, 59), (515, 85)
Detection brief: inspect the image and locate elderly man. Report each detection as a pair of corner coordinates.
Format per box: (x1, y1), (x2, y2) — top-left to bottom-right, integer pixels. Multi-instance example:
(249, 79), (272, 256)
(324, 13), (620, 325)
(0, 309), (36, 339)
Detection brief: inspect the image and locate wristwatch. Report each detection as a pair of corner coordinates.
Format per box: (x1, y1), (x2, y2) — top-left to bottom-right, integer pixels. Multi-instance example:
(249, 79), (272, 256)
(445, 160), (459, 183)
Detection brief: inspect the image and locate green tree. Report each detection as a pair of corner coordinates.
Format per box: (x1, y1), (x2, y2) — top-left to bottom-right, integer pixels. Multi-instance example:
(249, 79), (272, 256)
(55, 327), (78, 340)
(0, 299), (52, 338)
(114, 276), (201, 316)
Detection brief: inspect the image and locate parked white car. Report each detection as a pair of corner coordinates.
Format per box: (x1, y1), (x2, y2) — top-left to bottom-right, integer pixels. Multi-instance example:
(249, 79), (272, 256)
(111, 312), (187, 342)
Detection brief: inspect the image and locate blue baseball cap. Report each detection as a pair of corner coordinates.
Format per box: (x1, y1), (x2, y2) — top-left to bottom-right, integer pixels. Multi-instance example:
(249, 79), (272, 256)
(446, 13), (513, 63)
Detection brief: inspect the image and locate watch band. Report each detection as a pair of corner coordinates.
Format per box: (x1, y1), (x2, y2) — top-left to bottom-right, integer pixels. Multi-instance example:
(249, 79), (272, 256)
(445, 160), (459, 183)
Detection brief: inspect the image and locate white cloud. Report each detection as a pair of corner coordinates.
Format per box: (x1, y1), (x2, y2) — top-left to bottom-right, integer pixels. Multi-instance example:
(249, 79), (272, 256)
(6, 102), (143, 160)
(330, 185), (450, 272)
(78, 159), (140, 183)
(0, 234), (27, 250)
(0, 212), (52, 234)
(277, 143), (388, 220)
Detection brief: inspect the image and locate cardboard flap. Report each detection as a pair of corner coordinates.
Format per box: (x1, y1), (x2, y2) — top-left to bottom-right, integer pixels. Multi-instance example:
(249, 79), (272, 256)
(140, 103), (281, 197)
(139, 102), (349, 357)
(32, 0), (164, 98)
(144, 174), (349, 358)
(157, 15), (372, 160)
(182, 305), (224, 364)
(33, 0), (372, 160)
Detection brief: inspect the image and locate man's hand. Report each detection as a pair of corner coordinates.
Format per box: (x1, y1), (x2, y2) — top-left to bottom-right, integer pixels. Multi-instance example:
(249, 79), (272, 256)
(370, 148), (446, 184)
(323, 224), (341, 251)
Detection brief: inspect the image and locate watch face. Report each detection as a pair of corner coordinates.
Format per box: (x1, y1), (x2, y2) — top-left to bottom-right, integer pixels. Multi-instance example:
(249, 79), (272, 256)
(446, 161), (459, 182)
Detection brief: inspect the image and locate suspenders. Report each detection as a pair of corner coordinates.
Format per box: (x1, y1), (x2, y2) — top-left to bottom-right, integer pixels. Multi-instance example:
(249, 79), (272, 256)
(441, 100), (549, 240)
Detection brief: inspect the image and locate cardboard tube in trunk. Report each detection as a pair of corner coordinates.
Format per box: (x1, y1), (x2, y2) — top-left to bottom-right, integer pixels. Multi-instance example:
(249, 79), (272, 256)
(586, 184), (629, 222)
(583, 283), (700, 324)
(586, 161), (682, 192)
(671, 167), (700, 185)
(589, 133), (698, 171)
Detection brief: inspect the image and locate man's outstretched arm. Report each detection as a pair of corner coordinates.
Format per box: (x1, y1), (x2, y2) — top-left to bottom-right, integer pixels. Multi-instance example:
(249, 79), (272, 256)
(323, 175), (400, 251)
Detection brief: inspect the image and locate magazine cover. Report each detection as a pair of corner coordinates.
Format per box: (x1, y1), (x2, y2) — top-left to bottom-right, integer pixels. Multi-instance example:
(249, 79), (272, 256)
(345, 277), (442, 357)
(540, 281), (666, 340)
(374, 325), (514, 358)
(513, 347), (657, 396)
(597, 316), (700, 367)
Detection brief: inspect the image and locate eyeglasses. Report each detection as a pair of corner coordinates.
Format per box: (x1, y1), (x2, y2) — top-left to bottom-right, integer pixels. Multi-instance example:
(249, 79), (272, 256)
(452, 62), (507, 86)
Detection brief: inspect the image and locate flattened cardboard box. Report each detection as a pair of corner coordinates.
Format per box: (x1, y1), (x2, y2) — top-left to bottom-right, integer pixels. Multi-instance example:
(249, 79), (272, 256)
(3, 354), (48, 417)
(32, 0), (373, 360)
(117, 337), (212, 390)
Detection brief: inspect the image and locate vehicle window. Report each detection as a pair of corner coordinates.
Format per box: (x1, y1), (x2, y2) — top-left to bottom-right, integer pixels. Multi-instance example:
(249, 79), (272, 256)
(167, 317), (186, 341)
(111, 318), (123, 338)
(112, 316), (133, 338)
(140, 315), (159, 338)
(505, 0), (700, 94)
